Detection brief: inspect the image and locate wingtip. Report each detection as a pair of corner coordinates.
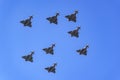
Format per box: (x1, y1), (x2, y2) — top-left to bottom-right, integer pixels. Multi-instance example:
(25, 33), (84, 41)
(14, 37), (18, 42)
(56, 13), (59, 16)
(77, 27), (80, 30)
(52, 44), (55, 47)
(75, 11), (78, 14)
(31, 51), (34, 55)
(86, 44), (89, 48)
(30, 16), (33, 19)
(54, 63), (57, 66)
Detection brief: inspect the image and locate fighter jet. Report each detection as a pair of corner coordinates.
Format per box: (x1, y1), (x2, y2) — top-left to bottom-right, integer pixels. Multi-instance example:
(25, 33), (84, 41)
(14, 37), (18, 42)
(65, 11), (78, 22)
(22, 51), (34, 62)
(43, 44), (55, 55)
(20, 16), (33, 27)
(45, 63), (57, 73)
(76, 45), (89, 55)
(68, 27), (80, 38)
(46, 13), (59, 24)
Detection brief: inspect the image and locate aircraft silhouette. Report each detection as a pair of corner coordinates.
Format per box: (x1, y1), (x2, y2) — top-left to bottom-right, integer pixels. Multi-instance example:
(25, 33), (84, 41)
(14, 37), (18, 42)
(68, 27), (80, 38)
(46, 13), (59, 24)
(22, 51), (34, 62)
(43, 44), (55, 55)
(45, 63), (57, 73)
(20, 16), (33, 27)
(65, 11), (78, 22)
(76, 45), (89, 55)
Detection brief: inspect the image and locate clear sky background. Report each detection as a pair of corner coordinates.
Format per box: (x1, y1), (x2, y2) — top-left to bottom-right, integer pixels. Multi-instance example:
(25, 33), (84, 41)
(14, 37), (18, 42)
(0, 0), (120, 80)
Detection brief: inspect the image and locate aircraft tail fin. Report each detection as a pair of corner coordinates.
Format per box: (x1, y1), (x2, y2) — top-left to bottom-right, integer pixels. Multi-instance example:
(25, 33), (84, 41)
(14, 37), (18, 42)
(46, 17), (50, 20)
(45, 67), (49, 71)
(20, 20), (25, 24)
(68, 31), (72, 34)
(76, 50), (79, 52)
(43, 48), (47, 51)
(65, 15), (69, 18)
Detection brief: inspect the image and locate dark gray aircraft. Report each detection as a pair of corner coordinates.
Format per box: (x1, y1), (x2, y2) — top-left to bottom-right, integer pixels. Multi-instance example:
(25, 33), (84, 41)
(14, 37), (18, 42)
(65, 11), (78, 22)
(45, 63), (57, 73)
(20, 16), (33, 27)
(22, 51), (34, 62)
(43, 44), (55, 55)
(46, 13), (59, 24)
(76, 45), (89, 55)
(68, 27), (80, 38)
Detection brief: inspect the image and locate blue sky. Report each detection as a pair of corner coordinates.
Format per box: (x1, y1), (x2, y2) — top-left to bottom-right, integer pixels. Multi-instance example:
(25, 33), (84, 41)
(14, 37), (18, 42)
(0, 0), (120, 80)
